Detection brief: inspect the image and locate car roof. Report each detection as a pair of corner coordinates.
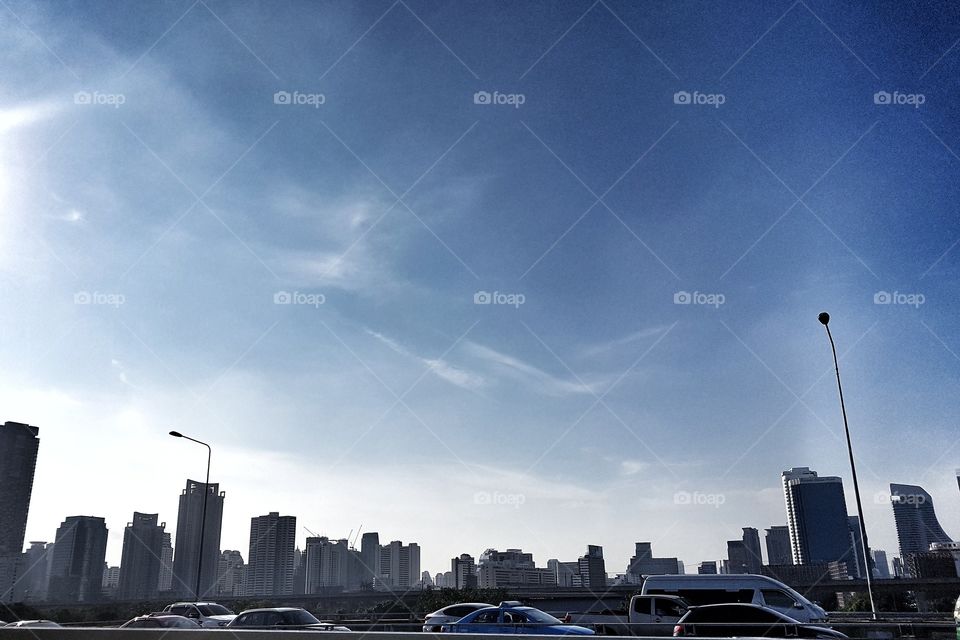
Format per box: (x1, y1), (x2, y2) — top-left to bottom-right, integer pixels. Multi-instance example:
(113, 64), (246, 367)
(240, 607), (303, 613)
(446, 603), (496, 608)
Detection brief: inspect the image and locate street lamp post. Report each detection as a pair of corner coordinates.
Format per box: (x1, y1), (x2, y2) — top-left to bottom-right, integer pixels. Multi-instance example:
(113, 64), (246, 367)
(817, 312), (877, 619)
(169, 430), (211, 603)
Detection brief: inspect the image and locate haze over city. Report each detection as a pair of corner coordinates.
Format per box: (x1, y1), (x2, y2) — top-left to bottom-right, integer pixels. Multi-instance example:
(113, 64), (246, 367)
(2, 0), (959, 581)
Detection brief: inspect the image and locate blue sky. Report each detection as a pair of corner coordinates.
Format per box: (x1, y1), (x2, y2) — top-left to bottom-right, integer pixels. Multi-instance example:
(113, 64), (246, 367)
(2, 0), (959, 576)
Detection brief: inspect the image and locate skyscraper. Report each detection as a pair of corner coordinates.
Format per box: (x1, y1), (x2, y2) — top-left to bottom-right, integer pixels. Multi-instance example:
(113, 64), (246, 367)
(246, 512), (296, 596)
(890, 483), (952, 562)
(782, 468), (855, 571)
(871, 550), (890, 578)
(576, 545), (607, 588)
(157, 532), (173, 594)
(117, 512), (166, 601)
(47, 516), (108, 603)
(172, 479), (224, 599)
(359, 532), (380, 588)
(0, 421), (40, 603)
(847, 516), (867, 579)
(765, 526), (792, 566)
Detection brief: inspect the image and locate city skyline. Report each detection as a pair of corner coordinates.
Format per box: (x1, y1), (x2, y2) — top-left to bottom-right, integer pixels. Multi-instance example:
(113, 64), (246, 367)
(9, 450), (958, 584)
(3, 0), (960, 585)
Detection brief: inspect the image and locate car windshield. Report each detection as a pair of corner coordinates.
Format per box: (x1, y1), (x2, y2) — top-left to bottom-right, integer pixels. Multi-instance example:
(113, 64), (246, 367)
(198, 604), (233, 616)
(519, 609), (562, 624)
(281, 610), (321, 625)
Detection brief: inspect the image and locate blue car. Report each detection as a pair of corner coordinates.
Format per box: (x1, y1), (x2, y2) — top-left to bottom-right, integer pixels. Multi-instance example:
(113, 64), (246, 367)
(442, 602), (594, 635)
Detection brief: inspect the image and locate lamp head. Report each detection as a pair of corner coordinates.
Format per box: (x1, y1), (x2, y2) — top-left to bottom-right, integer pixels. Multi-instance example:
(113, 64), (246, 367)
(818, 312), (830, 326)
(169, 430), (183, 438)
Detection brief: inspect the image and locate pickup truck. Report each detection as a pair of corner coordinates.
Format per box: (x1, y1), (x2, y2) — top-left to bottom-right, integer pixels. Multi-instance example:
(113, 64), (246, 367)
(562, 595), (689, 636)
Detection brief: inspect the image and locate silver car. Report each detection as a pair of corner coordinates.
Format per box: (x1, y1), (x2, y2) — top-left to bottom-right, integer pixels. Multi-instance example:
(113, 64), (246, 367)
(423, 603), (495, 632)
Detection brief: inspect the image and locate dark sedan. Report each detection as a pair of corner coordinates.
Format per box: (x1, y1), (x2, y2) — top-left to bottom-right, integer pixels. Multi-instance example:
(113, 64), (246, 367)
(227, 607), (350, 631)
(673, 603), (846, 638)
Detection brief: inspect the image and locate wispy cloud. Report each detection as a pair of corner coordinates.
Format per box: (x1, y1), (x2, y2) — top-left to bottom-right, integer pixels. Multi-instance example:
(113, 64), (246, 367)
(463, 342), (605, 397)
(365, 329), (486, 391)
(579, 325), (672, 358)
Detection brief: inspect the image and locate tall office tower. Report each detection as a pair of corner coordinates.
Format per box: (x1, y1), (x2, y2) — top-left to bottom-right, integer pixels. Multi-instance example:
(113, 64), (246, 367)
(47, 516), (108, 603)
(216, 550), (245, 596)
(117, 512), (166, 601)
(740, 528), (762, 573)
(246, 512), (296, 596)
(359, 532), (380, 588)
(172, 479), (225, 599)
(0, 421), (40, 603)
(12, 541), (51, 602)
(847, 516), (867, 579)
(765, 526), (792, 566)
(157, 533), (173, 593)
(451, 553), (477, 589)
(871, 550), (890, 578)
(782, 467), (819, 563)
(625, 542), (681, 577)
(576, 545), (607, 588)
(890, 483), (953, 564)
(782, 468), (855, 571)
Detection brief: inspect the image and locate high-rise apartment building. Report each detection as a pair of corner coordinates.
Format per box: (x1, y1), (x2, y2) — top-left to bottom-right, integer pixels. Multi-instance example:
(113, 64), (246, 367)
(890, 483), (952, 564)
(172, 479), (224, 599)
(11, 541), (52, 602)
(451, 553), (477, 589)
(304, 536), (359, 592)
(47, 516), (108, 603)
(117, 512), (166, 601)
(379, 540), (420, 589)
(0, 421), (40, 603)
(246, 512), (296, 596)
(216, 550), (245, 596)
(157, 532), (173, 593)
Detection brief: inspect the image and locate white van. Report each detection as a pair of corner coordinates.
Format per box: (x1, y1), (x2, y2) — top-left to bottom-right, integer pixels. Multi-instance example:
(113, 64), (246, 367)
(640, 574), (828, 623)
